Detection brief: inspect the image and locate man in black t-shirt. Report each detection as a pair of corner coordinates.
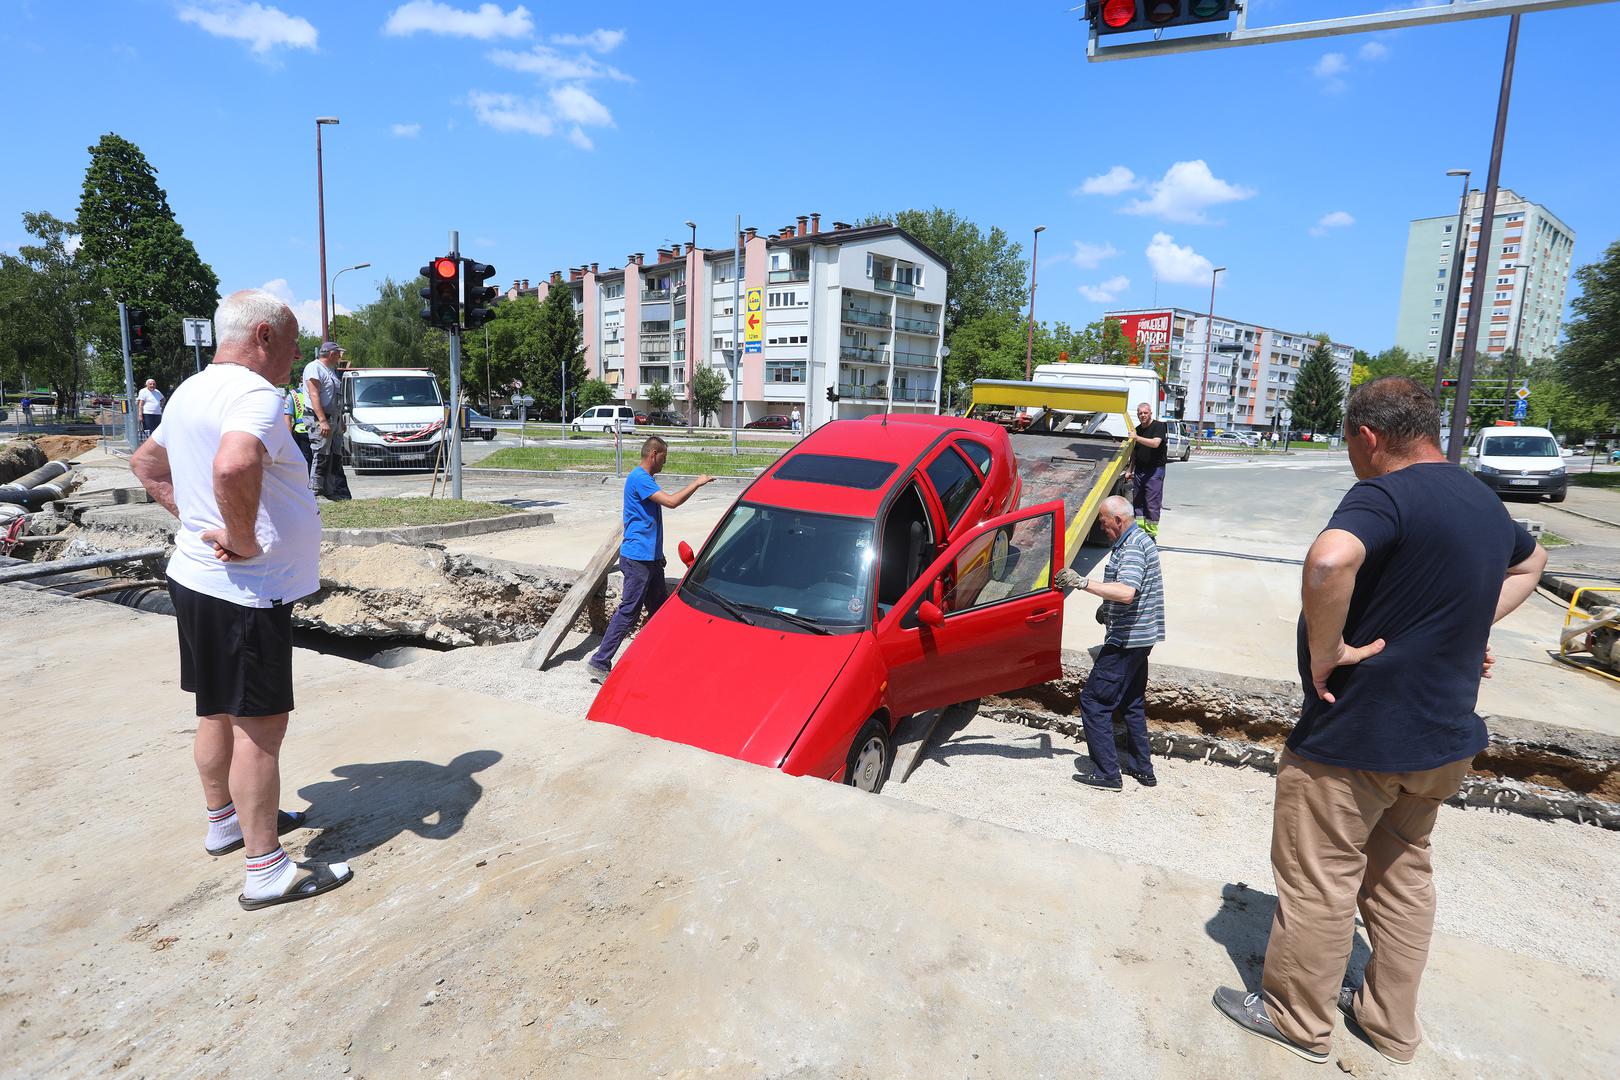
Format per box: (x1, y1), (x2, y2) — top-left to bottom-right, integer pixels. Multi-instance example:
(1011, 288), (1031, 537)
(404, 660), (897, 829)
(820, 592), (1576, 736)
(1213, 377), (1545, 1066)
(1125, 402), (1168, 539)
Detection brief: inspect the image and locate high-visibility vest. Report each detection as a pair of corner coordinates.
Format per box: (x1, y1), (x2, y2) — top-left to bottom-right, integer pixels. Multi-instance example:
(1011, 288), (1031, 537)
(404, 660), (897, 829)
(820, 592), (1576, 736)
(288, 388), (309, 434)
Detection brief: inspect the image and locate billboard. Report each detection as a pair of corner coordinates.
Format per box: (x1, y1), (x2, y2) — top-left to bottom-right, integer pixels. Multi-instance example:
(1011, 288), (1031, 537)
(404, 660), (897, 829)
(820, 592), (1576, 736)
(1110, 311), (1173, 353)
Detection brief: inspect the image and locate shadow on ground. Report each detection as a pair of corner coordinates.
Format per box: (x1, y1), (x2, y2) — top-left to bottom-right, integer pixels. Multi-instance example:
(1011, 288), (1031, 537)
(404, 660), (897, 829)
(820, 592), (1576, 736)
(1204, 881), (1370, 993)
(297, 749), (502, 862)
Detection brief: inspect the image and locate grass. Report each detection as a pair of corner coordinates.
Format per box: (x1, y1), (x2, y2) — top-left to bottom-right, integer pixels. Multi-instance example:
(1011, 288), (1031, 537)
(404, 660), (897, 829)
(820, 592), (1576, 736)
(319, 497), (520, 529)
(1571, 471), (1620, 490)
(1539, 531), (1572, 548)
(474, 446), (783, 476)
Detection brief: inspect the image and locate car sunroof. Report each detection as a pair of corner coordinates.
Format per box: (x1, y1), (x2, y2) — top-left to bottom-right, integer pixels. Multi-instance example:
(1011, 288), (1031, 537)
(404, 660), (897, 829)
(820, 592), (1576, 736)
(771, 454), (897, 490)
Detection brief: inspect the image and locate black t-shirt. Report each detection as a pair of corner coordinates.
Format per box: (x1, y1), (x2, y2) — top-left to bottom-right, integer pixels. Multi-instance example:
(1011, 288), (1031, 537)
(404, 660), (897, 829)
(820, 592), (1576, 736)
(1292, 461), (1536, 772)
(1132, 419), (1168, 471)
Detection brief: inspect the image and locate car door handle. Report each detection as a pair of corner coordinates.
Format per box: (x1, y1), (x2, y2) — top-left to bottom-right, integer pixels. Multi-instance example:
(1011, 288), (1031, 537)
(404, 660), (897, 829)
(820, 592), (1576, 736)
(1025, 609), (1058, 625)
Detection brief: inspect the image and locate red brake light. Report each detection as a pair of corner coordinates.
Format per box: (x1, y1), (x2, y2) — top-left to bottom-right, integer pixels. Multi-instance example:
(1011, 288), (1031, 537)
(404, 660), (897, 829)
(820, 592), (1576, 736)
(1102, 0), (1135, 28)
(434, 257), (458, 279)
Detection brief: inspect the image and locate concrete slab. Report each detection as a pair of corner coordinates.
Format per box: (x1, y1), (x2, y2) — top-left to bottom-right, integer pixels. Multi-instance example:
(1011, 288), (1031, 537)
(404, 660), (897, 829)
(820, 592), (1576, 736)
(2, 588), (1616, 1078)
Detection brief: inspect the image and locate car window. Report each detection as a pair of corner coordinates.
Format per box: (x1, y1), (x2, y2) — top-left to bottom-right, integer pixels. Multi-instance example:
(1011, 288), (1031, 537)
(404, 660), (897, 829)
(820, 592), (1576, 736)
(937, 511), (1055, 614)
(924, 447), (982, 531)
(1482, 436), (1559, 457)
(958, 439), (994, 476)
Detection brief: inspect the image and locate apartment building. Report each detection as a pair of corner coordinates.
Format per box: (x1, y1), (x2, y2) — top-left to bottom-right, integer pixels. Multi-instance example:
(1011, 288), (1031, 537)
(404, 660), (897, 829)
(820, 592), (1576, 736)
(1393, 188), (1575, 365)
(1105, 307), (1356, 433)
(520, 215), (948, 425)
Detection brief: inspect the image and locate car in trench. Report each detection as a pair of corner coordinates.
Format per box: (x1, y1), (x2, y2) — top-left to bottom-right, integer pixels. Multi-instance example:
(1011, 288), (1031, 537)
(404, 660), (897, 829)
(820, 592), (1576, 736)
(587, 414), (1068, 793)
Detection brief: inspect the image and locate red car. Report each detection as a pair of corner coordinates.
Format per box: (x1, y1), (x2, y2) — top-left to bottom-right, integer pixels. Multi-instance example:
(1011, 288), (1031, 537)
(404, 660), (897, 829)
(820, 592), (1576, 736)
(744, 414), (792, 430)
(588, 414), (1065, 792)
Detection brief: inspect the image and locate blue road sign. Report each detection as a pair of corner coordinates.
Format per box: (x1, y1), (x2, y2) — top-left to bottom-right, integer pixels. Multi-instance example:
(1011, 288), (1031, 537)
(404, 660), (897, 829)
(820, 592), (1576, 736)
(1513, 398), (1528, 420)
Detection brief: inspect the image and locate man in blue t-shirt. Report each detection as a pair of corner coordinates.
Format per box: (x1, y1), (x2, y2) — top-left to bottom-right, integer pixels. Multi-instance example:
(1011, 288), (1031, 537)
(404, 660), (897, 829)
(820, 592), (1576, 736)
(1213, 378), (1545, 1066)
(588, 436), (715, 677)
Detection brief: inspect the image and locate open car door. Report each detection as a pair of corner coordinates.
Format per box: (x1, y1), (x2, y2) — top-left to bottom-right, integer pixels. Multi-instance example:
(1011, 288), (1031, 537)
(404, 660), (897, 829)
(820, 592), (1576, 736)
(877, 500), (1065, 718)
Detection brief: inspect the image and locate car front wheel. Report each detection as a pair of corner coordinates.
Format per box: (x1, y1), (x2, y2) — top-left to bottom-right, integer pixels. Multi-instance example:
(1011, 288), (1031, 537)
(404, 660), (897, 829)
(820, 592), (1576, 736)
(1550, 488), (1567, 503)
(844, 716), (892, 794)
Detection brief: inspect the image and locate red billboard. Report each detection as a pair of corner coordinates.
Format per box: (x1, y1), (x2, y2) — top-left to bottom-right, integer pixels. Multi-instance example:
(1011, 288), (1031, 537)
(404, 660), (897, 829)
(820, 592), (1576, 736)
(1110, 311), (1173, 355)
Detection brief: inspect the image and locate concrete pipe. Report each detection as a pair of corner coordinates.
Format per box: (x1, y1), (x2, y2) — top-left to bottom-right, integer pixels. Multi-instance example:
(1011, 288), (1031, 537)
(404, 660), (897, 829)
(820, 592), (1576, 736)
(0, 470), (83, 508)
(0, 460), (69, 494)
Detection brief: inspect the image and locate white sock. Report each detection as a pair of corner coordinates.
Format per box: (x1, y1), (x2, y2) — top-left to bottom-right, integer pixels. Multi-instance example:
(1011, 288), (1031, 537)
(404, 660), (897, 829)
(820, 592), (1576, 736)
(243, 847), (298, 900)
(206, 802), (241, 850)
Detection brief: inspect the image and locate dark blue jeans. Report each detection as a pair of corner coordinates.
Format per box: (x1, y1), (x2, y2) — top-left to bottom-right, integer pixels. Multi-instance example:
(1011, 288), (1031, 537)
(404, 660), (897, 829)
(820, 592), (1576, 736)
(590, 556), (667, 666)
(1079, 643), (1154, 782)
(1132, 466), (1165, 522)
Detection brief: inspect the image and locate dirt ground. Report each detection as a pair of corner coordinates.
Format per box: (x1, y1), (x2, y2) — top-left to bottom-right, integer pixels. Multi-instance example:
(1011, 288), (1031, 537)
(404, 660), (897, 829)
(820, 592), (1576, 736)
(23, 434), (101, 461)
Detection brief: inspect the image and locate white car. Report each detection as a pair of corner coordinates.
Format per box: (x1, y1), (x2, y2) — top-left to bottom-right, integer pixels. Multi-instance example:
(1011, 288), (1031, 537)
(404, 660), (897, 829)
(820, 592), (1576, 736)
(571, 405), (636, 433)
(1466, 425), (1567, 503)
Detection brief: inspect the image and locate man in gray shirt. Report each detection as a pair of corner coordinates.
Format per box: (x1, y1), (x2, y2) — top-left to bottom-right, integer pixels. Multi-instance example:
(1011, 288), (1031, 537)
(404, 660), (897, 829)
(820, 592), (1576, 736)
(303, 341), (351, 500)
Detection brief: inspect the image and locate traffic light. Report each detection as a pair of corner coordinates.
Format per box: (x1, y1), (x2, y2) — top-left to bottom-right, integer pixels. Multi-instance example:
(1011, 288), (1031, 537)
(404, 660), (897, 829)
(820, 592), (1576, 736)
(1440, 379), (1458, 389)
(128, 307), (151, 354)
(825, 387), (839, 403)
(419, 256), (460, 329)
(1089, 0), (1236, 35)
(462, 259), (498, 330)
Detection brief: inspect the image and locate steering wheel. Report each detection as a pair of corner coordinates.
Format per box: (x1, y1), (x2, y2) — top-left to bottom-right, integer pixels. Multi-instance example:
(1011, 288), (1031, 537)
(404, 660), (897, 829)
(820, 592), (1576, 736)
(824, 570), (856, 588)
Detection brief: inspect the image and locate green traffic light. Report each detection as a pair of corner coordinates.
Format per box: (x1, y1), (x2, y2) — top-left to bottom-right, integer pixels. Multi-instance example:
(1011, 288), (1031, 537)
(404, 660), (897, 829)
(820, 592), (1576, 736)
(1190, 0), (1225, 15)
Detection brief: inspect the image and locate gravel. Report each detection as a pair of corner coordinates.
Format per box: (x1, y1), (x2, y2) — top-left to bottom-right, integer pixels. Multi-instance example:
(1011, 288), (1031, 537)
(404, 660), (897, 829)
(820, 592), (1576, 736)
(400, 632), (605, 721)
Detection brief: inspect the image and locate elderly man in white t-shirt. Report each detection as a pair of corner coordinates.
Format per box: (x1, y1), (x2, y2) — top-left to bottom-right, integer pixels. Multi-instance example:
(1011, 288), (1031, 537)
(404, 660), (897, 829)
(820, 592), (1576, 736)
(131, 289), (353, 911)
(136, 379), (164, 437)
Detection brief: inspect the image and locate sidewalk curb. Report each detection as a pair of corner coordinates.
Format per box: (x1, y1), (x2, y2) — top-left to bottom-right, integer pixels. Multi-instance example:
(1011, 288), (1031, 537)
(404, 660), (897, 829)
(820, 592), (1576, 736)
(464, 467), (756, 485)
(321, 509), (554, 547)
(1548, 504), (1620, 530)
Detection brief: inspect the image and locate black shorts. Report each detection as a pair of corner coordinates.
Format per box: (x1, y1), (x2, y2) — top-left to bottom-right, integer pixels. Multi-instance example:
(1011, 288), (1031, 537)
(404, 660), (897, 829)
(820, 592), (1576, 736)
(169, 578), (295, 718)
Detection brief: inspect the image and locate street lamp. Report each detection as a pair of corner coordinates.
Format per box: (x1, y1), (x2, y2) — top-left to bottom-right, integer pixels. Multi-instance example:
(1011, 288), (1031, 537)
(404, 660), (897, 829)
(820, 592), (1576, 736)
(683, 220), (698, 425)
(329, 262), (370, 328)
(315, 116), (340, 342)
(1433, 167), (1471, 398)
(1024, 225), (1046, 380)
(1196, 265), (1227, 431)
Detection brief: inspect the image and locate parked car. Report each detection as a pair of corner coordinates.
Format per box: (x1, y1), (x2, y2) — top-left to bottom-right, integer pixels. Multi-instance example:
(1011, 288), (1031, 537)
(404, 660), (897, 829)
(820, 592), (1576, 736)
(1205, 432), (1256, 449)
(589, 414), (1063, 794)
(744, 414), (793, 430)
(1466, 425), (1567, 503)
(462, 409), (497, 441)
(1164, 420), (1192, 462)
(644, 409), (689, 428)
(571, 404), (637, 432)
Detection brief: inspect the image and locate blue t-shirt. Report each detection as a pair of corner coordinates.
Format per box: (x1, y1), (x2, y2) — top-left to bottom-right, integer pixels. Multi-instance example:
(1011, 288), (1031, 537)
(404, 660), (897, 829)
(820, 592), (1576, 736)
(621, 466), (663, 562)
(1292, 461), (1536, 773)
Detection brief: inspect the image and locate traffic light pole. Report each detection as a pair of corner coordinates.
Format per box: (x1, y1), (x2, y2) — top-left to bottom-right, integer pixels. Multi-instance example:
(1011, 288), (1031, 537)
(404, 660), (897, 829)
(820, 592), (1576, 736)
(448, 230), (463, 499)
(731, 212), (740, 457)
(117, 301), (137, 447)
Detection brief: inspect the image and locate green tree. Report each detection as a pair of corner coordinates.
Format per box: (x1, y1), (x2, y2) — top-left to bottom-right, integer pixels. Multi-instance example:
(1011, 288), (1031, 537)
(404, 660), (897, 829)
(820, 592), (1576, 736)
(0, 211), (95, 411)
(460, 293), (550, 411)
(576, 378), (614, 413)
(75, 133), (220, 391)
(330, 277), (449, 381)
(1291, 338), (1346, 436)
(530, 278), (587, 419)
(858, 208), (1027, 340)
(642, 382), (673, 411)
(943, 310), (1028, 404)
(689, 367), (727, 426)
(1558, 239), (1620, 413)
(1363, 345), (1434, 386)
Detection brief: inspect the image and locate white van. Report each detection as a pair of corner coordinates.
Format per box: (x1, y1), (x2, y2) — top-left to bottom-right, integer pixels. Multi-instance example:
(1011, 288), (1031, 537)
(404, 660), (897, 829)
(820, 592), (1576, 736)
(1466, 425), (1567, 503)
(572, 404), (636, 432)
(340, 368), (446, 471)
(1031, 362), (1162, 438)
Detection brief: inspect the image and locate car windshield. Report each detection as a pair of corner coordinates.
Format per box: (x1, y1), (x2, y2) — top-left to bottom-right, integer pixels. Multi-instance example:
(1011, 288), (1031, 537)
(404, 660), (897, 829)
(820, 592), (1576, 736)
(1483, 436), (1559, 457)
(683, 503), (874, 629)
(354, 377), (442, 407)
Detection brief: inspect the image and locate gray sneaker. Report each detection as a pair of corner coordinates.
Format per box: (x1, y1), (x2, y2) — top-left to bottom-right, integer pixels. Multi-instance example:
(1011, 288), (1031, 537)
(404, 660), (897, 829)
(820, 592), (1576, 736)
(1338, 985), (1415, 1066)
(1211, 986), (1328, 1064)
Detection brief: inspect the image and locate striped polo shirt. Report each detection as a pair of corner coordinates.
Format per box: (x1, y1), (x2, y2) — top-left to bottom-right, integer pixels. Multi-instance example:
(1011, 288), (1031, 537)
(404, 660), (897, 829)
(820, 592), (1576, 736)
(1102, 523), (1166, 648)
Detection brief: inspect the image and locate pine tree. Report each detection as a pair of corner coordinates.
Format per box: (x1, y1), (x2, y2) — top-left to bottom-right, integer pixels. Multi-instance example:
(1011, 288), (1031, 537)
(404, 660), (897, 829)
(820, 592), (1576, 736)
(76, 133), (219, 389)
(531, 276), (586, 419)
(1291, 339), (1346, 436)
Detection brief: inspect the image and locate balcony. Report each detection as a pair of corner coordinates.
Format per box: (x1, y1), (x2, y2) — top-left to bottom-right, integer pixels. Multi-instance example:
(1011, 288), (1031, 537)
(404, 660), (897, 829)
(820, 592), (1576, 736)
(840, 343), (886, 364)
(837, 383), (888, 401)
(841, 307), (891, 329)
(640, 338), (672, 357)
(641, 288), (671, 302)
(892, 350), (936, 369)
(874, 277), (915, 296)
(890, 385), (935, 402)
(894, 315), (936, 335)
(768, 267), (809, 283)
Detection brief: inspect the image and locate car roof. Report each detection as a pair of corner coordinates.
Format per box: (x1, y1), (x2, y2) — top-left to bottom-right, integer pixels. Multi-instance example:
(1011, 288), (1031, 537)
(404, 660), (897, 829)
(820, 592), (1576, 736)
(745, 415), (1004, 518)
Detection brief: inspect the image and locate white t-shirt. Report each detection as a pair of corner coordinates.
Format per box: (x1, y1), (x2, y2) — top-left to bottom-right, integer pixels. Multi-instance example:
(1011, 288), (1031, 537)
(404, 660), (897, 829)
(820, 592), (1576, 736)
(137, 387), (164, 415)
(153, 363), (321, 608)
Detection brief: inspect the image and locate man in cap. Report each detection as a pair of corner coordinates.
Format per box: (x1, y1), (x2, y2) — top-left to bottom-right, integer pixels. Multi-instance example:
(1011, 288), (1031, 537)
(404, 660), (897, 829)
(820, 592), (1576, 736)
(303, 341), (351, 500)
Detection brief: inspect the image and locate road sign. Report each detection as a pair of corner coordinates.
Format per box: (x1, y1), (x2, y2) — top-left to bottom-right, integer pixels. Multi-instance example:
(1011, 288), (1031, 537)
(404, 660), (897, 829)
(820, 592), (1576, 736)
(743, 287), (763, 354)
(1513, 398), (1528, 420)
(182, 318), (213, 347)
(1515, 386), (1530, 400)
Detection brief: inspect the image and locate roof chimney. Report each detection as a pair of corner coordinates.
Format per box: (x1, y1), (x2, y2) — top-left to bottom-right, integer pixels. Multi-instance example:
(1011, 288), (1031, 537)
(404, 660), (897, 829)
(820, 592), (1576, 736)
(744, 227), (757, 241)
(570, 267), (583, 282)
(810, 212), (821, 234)
(833, 220), (851, 231)
(590, 262), (598, 274)
(797, 215), (808, 237)
(779, 225), (794, 240)
(521, 278), (529, 290)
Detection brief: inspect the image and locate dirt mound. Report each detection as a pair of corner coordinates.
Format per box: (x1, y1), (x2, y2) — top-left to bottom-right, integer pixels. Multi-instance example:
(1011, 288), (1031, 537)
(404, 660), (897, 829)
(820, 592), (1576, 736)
(32, 435), (102, 461)
(0, 441), (49, 485)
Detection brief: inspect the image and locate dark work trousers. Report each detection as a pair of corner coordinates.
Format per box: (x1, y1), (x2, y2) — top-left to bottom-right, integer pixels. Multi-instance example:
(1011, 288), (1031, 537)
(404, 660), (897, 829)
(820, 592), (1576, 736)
(292, 430), (313, 467)
(1079, 643), (1154, 782)
(590, 556), (668, 667)
(308, 431), (351, 501)
(1131, 466), (1165, 523)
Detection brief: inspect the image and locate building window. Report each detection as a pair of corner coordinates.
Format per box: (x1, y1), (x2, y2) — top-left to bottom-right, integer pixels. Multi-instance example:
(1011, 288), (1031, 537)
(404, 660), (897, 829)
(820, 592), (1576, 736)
(1430, 329), (1440, 336)
(1433, 299), (1443, 308)
(1437, 270), (1447, 279)
(1441, 240), (1452, 248)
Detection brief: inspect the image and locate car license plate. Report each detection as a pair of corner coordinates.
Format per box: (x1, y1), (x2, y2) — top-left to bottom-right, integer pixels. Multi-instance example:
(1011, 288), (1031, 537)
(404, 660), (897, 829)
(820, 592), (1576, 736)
(1509, 478), (1540, 486)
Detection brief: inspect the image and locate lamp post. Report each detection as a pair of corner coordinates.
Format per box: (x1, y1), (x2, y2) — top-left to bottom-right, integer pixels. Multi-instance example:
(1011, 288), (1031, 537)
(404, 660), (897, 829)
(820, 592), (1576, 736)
(329, 261), (370, 329)
(1433, 168), (1471, 399)
(1196, 265), (1227, 431)
(1024, 225), (1045, 380)
(683, 220), (697, 424)
(315, 117), (340, 342)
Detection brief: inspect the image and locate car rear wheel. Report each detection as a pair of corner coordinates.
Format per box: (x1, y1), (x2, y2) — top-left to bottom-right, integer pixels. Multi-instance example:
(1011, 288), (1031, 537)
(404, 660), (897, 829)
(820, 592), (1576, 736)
(844, 717), (892, 794)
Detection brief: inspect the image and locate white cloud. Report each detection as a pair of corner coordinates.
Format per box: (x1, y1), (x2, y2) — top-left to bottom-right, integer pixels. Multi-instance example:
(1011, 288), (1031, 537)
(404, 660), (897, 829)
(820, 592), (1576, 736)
(1123, 160), (1256, 225)
(177, 2), (317, 55)
(549, 28), (625, 53)
(1309, 210), (1356, 237)
(390, 122), (422, 137)
(1145, 232), (1215, 286)
(468, 91), (553, 136)
(1359, 40), (1390, 62)
(566, 127), (594, 151)
(549, 84), (613, 127)
(1067, 240), (1119, 269)
(489, 44), (632, 82)
(65, 234), (83, 256)
(261, 278), (346, 335)
(383, 2), (532, 40)
(1313, 51), (1350, 92)
(1074, 165), (1140, 197)
(1078, 275), (1130, 304)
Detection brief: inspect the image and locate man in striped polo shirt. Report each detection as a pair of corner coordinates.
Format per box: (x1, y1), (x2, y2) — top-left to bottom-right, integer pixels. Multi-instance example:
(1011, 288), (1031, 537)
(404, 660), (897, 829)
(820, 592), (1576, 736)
(1073, 495), (1166, 791)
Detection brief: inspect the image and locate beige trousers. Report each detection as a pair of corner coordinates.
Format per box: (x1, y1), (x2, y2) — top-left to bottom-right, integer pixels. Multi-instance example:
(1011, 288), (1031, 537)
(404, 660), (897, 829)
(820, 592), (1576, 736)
(1260, 748), (1473, 1058)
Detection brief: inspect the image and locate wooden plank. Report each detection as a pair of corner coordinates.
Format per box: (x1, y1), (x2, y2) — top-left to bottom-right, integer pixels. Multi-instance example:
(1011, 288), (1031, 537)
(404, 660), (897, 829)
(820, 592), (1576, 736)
(521, 525), (623, 671)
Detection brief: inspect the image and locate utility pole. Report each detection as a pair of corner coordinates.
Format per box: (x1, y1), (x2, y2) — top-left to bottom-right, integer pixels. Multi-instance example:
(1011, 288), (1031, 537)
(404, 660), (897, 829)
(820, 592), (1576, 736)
(731, 213), (740, 455)
(117, 301), (136, 446)
(1434, 169), (1472, 399)
(1024, 225), (1045, 380)
(1196, 266), (1226, 431)
(448, 230), (463, 498)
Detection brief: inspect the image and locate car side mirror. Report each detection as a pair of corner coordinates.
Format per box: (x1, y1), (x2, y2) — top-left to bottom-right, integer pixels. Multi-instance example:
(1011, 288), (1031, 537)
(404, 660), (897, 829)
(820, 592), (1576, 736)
(1468, 447), (1479, 458)
(678, 540), (695, 568)
(916, 600), (945, 628)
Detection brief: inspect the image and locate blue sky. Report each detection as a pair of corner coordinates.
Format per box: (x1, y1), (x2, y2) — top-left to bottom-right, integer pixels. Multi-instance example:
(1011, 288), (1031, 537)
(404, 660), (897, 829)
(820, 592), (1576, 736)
(3, 0), (1617, 350)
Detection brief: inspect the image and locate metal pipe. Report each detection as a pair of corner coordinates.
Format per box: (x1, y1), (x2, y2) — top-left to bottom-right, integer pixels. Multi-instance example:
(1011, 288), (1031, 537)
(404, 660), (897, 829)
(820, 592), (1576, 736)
(0, 460), (69, 493)
(1024, 225), (1045, 381)
(0, 546), (168, 584)
(0, 472), (83, 508)
(1434, 169), (1472, 399)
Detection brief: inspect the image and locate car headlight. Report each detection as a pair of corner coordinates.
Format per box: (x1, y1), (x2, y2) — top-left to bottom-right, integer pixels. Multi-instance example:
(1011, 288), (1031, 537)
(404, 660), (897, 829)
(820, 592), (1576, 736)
(350, 420), (383, 435)
(1475, 464), (1499, 475)
(1549, 467), (1565, 478)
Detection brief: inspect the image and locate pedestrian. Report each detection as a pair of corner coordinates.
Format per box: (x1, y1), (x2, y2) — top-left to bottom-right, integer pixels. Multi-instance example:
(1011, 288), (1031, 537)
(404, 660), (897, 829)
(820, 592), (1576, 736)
(1071, 495), (1165, 791)
(129, 288), (353, 910)
(791, 405), (802, 434)
(19, 396), (31, 427)
(137, 378), (165, 438)
(1124, 401), (1168, 539)
(587, 436), (715, 678)
(1212, 377), (1545, 1065)
(283, 376), (312, 466)
(303, 340), (351, 500)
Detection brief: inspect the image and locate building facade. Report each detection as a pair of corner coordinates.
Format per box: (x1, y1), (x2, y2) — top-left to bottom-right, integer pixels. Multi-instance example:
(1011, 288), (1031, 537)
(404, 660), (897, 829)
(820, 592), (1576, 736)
(519, 216), (948, 426)
(1393, 188), (1575, 365)
(1104, 307), (1356, 433)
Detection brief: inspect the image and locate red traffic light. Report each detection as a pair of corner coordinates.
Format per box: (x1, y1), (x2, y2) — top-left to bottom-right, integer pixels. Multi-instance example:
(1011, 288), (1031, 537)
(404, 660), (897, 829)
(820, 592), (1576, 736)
(1102, 0), (1135, 28)
(1440, 379), (1458, 388)
(433, 257), (458, 279)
